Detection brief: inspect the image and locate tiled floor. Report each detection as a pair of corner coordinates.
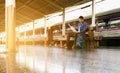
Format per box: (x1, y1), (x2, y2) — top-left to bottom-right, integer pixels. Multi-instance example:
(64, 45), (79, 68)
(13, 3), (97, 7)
(0, 56), (32, 73)
(0, 45), (120, 73)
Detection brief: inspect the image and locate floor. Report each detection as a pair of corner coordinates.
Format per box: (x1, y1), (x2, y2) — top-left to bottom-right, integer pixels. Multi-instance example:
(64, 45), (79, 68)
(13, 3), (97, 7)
(0, 45), (120, 73)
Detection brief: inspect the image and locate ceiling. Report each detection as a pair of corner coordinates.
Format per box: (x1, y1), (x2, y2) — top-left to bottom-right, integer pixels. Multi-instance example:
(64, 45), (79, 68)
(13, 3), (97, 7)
(0, 0), (91, 32)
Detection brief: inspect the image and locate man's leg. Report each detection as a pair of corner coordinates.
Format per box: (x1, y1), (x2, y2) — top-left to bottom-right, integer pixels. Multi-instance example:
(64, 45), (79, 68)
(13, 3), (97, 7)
(66, 33), (71, 49)
(81, 35), (86, 49)
(75, 34), (86, 49)
(72, 33), (77, 49)
(76, 34), (82, 48)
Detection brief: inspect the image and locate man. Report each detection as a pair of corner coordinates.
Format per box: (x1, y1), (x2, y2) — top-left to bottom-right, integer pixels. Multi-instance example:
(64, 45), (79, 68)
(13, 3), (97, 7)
(66, 16), (88, 49)
(76, 16), (88, 49)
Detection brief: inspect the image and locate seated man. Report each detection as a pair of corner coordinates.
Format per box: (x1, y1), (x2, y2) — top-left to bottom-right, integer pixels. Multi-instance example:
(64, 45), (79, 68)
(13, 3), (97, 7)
(76, 16), (88, 49)
(66, 16), (88, 49)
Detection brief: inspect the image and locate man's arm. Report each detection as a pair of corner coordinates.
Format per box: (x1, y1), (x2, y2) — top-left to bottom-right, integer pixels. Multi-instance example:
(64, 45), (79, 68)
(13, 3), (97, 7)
(68, 24), (77, 32)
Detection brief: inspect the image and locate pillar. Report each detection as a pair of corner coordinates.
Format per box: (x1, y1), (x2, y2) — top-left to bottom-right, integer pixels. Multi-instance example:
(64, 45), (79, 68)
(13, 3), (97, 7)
(92, 0), (95, 26)
(62, 8), (65, 36)
(91, 0), (96, 49)
(5, 0), (16, 73)
(32, 20), (35, 45)
(5, 0), (16, 52)
(44, 16), (47, 46)
(24, 25), (27, 45)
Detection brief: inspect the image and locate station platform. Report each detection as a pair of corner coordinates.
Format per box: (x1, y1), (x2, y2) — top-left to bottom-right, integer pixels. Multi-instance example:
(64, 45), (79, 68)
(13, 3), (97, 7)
(0, 45), (120, 73)
(0, 0), (120, 73)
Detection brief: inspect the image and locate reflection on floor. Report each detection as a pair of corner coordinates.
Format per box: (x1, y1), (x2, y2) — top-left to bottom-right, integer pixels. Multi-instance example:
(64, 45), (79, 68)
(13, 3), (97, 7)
(0, 45), (120, 73)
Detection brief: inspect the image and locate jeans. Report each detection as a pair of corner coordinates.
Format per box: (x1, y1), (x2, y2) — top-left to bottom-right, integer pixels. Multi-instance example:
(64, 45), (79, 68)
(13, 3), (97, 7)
(76, 33), (86, 49)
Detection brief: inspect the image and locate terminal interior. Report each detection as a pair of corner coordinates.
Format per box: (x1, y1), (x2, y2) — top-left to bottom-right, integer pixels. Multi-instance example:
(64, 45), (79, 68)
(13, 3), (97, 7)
(0, 0), (120, 73)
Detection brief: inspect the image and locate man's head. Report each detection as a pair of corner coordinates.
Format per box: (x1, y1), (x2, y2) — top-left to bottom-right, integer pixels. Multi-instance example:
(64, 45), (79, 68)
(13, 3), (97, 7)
(79, 16), (84, 23)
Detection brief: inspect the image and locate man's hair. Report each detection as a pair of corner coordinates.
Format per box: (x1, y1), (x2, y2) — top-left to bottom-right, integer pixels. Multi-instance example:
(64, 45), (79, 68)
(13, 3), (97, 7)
(79, 16), (84, 19)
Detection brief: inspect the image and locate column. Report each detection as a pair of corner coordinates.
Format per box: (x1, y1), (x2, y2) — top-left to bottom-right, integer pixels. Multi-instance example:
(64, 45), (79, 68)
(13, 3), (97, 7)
(92, 0), (95, 26)
(91, 0), (95, 49)
(24, 25), (27, 45)
(62, 8), (65, 36)
(32, 20), (35, 45)
(5, 0), (16, 52)
(5, 0), (16, 73)
(61, 8), (65, 47)
(44, 16), (47, 46)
